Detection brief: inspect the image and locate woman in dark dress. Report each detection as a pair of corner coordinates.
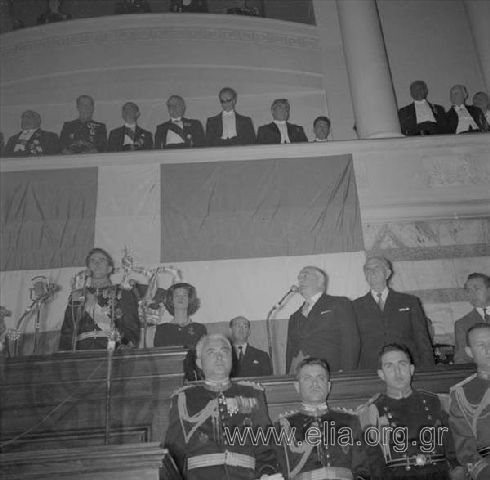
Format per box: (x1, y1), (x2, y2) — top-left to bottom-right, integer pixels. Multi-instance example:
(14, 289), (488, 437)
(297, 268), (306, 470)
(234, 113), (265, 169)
(58, 248), (140, 351)
(153, 282), (206, 381)
(153, 282), (206, 348)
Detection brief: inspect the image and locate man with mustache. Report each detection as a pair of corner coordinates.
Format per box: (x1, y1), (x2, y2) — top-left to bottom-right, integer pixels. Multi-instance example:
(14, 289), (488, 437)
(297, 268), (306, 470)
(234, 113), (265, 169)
(164, 333), (282, 480)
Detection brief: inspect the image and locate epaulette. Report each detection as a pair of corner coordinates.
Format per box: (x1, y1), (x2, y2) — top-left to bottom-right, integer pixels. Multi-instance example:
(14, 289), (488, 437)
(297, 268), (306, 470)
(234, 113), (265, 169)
(417, 389), (440, 399)
(170, 382), (201, 397)
(331, 406), (356, 415)
(355, 393), (382, 413)
(449, 373), (477, 391)
(236, 380), (264, 391)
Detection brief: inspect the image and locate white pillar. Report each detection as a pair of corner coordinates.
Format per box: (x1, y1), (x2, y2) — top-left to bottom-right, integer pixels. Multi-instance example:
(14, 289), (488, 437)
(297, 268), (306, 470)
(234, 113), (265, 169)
(336, 0), (401, 139)
(464, 0), (490, 92)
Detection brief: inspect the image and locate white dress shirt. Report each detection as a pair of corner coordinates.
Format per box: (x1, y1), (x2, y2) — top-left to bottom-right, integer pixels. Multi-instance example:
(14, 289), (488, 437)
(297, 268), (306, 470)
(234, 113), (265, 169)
(123, 122), (136, 146)
(476, 307), (489, 320)
(414, 99), (436, 123)
(221, 110), (237, 140)
(274, 120), (290, 144)
(234, 343), (247, 357)
(166, 118), (185, 145)
(371, 287), (389, 307)
(454, 105), (478, 134)
(302, 291), (322, 316)
(14, 129), (36, 152)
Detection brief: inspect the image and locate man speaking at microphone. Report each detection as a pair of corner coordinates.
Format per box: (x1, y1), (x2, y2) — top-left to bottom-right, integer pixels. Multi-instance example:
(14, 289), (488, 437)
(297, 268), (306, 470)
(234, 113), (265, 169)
(285, 266), (360, 374)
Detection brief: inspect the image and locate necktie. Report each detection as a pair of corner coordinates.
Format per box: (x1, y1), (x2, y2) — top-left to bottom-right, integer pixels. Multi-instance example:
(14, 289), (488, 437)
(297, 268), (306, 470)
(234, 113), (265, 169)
(302, 300), (312, 317)
(377, 293), (384, 312)
(484, 308), (489, 322)
(238, 346), (244, 365)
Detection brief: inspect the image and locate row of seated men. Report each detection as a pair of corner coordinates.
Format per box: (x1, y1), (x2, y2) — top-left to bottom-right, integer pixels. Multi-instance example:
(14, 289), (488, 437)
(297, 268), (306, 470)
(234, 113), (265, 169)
(12, 0), (215, 31)
(1, 82), (489, 158)
(161, 329), (490, 479)
(20, 247), (487, 377)
(0, 91), (319, 157)
(398, 81), (490, 136)
(9, 0), (212, 31)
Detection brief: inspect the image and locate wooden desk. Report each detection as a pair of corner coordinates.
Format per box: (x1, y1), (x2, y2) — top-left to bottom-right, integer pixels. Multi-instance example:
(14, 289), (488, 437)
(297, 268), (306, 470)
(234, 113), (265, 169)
(0, 348), (475, 453)
(0, 442), (168, 480)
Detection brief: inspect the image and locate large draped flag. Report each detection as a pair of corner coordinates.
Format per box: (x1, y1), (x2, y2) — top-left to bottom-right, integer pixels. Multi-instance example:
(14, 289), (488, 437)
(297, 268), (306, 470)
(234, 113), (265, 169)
(0, 154), (366, 369)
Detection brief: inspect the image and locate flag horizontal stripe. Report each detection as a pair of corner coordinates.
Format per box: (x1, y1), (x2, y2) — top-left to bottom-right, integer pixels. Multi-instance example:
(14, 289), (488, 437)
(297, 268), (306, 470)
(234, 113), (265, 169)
(0, 251), (366, 338)
(0, 168), (97, 271)
(161, 155), (363, 262)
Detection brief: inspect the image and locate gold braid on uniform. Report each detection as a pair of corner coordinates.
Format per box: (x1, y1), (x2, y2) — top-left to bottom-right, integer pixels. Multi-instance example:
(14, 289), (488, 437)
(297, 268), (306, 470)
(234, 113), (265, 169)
(453, 383), (490, 437)
(177, 391), (219, 444)
(279, 415), (314, 478)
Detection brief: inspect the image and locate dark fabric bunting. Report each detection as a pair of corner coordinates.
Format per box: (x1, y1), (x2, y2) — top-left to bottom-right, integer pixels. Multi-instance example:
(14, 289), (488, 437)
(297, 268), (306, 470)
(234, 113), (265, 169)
(161, 155), (363, 262)
(0, 168), (98, 271)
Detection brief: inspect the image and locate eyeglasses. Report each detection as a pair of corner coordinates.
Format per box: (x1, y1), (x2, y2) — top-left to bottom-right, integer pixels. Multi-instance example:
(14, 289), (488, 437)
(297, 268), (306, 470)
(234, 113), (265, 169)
(220, 98), (234, 104)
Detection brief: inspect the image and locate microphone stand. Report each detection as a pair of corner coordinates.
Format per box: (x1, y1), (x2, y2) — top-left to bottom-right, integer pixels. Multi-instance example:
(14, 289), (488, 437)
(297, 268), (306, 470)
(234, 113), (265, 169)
(33, 306), (41, 355)
(265, 287), (298, 375)
(265, 307), (276, 375)
(104, 290), (118, 446)
(105, 340), (115, 445)
(8, 286), (58, 357)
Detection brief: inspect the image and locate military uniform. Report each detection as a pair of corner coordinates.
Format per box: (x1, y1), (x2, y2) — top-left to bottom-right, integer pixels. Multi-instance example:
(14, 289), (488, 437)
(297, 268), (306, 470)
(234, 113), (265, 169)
(276, 404), (372, 480)
(60, 119), (107, 153)
(359, 390), (459, 479)
(58, 284), (140, 351)
(165, 379), (278, 480)
(449, 373), (490, 479)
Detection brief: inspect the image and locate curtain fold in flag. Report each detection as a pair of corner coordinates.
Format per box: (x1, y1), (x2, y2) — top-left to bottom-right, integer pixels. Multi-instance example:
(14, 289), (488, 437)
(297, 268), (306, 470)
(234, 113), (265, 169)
(0, 168), (98, 271)
(161, 155), (363, 262)
(0, 155), (366, 357)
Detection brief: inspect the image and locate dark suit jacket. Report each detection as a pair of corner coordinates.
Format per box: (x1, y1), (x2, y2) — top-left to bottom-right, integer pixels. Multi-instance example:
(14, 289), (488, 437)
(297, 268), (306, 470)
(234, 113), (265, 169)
(60, 119), (107, 153)
(107, 125), (153, 152)
(398, 101), (448, 136)
(5, 129), (61, 156)
(205, 112), (256, 146)
(353, 289), (434, 369)
(286, 293), (360, 373)
(454, 308), (487, 364)
(256, 122), (308, 144)
(231, 344), (272, 377)
(154, 118), (206, 149)
(445, 104), (484, 134)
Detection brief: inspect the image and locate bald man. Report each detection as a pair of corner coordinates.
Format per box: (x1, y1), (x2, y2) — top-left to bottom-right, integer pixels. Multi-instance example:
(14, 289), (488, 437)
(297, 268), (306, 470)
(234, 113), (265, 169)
(446, 85), (483, 134)
(154, 95), (205, 149)
(286, 266), (359, 374)
(5, 110), (60, 156)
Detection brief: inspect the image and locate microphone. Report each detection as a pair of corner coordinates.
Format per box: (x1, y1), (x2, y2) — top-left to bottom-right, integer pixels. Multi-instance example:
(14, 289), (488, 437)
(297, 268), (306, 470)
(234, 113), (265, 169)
(272, 285), (299, 311)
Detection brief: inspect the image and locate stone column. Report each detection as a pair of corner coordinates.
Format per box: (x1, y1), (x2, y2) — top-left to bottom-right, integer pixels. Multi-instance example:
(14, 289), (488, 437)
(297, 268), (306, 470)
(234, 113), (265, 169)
(464, 0), (490, 92)
(336, 0), (401, 139)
